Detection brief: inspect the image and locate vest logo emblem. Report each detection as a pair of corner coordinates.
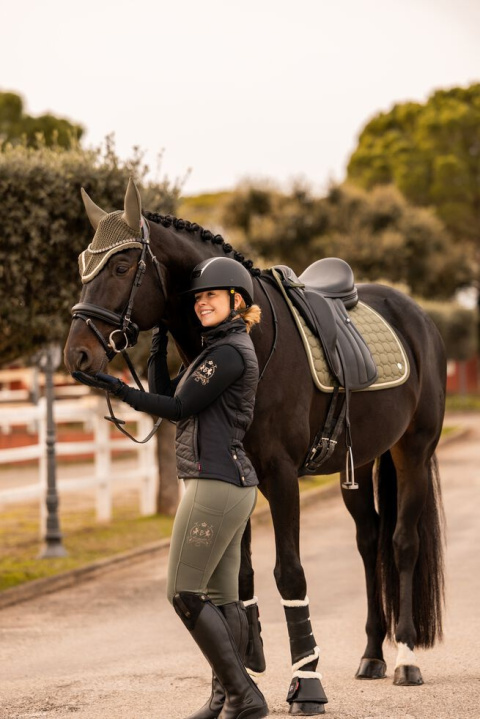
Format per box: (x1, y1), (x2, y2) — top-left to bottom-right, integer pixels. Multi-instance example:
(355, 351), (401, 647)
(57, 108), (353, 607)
(193, 359), (217, 385)
(188, 521), (214, 546)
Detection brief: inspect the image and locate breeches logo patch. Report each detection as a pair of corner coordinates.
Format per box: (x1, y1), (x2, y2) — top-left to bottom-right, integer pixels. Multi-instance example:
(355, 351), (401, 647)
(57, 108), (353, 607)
(188, 521), (215, 546)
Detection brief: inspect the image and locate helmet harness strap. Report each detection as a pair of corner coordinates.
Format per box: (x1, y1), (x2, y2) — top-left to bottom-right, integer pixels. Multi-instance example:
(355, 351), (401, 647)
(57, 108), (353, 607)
(228, 287), (237, 319)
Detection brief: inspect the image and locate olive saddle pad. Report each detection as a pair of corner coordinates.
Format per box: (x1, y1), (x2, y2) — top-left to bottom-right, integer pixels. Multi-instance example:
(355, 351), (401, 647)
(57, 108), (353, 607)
(273, 273), (410, 393)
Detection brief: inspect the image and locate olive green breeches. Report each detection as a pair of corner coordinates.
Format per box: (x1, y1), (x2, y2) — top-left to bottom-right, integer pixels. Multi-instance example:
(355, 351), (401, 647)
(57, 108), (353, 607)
(167, 479), (257, 606)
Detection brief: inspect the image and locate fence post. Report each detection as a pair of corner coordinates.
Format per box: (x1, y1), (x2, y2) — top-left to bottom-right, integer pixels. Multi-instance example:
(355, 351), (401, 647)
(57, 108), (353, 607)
(138, 413), (157, 515)
(94, 396), (112, 521)
(38, 345), (68, 558)
(38, 397), (47, 540)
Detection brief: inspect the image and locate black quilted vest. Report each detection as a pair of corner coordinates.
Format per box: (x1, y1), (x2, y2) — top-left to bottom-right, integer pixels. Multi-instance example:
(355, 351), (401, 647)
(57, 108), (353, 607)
(175, 319), (259, 487)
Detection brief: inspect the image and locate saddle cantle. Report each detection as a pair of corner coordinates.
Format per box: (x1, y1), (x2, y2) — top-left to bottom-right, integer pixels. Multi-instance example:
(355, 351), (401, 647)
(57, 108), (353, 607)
(299, 257), (358, 308)
(272, 259), (377, 392)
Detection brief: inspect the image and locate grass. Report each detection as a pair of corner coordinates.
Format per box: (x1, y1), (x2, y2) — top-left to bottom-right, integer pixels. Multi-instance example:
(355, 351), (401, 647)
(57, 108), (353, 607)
(446, 394), (480, 412)
(0, 475), (333, 592)
(0, 497), (175, 592)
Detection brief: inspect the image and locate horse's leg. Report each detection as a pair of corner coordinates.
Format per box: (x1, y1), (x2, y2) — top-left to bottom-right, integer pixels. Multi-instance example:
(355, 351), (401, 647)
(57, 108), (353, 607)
(384, 435), (444, 686)
(341, 461), (387, 680)
(268, 457), (328, 716)
(239, 519), (267, 676)
(389, 441), (429, 686)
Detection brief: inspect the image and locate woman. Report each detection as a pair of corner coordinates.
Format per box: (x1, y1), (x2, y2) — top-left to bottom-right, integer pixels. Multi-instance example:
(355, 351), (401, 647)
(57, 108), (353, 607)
(73, 256), (269, 719)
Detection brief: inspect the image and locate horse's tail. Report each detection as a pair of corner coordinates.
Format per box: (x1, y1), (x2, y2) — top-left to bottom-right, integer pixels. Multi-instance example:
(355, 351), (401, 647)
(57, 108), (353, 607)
(376, 451), (445, 648)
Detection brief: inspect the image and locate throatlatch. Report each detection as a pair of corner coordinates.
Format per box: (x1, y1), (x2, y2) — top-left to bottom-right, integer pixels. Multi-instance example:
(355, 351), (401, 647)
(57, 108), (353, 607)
(282, 597), (328, 715)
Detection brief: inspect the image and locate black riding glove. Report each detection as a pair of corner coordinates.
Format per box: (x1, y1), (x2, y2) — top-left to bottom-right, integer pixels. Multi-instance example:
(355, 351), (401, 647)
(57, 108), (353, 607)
(72, 371), (128, 398)
(150, 324), (169, 356)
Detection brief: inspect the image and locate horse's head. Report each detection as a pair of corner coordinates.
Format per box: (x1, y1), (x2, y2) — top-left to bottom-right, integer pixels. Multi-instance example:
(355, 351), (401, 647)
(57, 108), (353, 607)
(64, 178), (167, 373)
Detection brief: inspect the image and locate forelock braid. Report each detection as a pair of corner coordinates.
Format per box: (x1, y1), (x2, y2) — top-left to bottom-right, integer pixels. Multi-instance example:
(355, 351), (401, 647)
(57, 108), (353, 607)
(144, 211), (262, 276)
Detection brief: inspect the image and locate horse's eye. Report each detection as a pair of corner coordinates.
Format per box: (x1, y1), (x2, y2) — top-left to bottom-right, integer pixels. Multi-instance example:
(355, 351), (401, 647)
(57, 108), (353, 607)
(115, 265), (129, 275)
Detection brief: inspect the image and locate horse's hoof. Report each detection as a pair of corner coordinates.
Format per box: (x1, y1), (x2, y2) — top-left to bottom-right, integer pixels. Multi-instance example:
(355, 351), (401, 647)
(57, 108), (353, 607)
(355, 657), (387, 679)
(394, 665), (424, 686)
(289, 702), (326, 715)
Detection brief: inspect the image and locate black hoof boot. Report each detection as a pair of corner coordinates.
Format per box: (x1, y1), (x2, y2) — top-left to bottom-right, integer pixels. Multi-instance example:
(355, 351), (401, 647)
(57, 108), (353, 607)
(174, 593), (268, 719)
(287, 677), (328, 716)
(394, 665), (424, 686)
(355, 657), (387, 680)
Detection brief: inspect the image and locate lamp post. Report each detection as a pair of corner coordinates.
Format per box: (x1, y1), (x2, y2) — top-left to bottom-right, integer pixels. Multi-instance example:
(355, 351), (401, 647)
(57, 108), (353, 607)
(37, 344), (68, 559)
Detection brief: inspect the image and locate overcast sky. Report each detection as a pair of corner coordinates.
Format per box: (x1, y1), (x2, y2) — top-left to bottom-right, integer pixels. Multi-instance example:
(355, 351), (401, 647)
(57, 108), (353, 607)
(1, 0), (479, 195)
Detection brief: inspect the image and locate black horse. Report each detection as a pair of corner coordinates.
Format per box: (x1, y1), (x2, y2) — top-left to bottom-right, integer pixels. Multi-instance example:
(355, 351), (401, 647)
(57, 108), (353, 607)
(64, 180), (446, 716)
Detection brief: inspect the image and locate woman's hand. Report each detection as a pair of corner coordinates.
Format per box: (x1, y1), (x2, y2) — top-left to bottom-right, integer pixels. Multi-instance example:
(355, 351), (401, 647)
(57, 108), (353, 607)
(72, 371), (127, 396)
(151, 324), (169, 356)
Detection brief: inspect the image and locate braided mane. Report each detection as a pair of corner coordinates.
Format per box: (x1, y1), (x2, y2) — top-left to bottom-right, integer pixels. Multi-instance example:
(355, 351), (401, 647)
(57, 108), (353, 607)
(144, 211), (262, 277)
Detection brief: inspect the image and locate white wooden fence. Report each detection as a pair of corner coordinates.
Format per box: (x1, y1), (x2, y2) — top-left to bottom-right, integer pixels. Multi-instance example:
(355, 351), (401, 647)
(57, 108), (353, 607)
(0, 395), (158, 533)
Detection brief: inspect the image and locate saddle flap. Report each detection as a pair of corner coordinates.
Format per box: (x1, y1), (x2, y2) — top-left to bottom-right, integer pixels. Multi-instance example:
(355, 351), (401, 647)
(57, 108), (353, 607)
(302, 289), (343, 384)
(331, 300), (378, 390)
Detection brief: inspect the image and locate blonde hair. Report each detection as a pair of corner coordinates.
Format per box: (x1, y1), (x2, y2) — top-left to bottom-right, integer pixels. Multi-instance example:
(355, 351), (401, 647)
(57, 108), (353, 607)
(237, 300), (262, 333)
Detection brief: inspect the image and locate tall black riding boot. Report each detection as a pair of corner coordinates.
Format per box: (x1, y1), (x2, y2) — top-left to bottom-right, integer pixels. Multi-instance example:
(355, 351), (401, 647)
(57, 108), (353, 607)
(184, 601), (250, 719)
(174, 592), (268, 719)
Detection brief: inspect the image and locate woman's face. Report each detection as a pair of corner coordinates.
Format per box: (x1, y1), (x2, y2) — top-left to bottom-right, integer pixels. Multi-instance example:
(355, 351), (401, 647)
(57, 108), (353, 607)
(194, 289), (242, 328)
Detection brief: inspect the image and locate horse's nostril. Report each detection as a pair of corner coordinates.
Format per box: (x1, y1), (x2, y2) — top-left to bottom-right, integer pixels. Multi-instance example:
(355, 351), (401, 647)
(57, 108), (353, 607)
(65, 346), (92, 373)
(77, 349), (91, 372)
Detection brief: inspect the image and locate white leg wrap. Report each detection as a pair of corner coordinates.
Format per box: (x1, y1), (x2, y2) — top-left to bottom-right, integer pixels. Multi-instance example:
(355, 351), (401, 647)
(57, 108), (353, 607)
(242, 596), (259, 608)
(395, 641), (419, 669)
(294, 670), (322, 679)
(281, 595), (310, 608)
(292, 646), (322, 680)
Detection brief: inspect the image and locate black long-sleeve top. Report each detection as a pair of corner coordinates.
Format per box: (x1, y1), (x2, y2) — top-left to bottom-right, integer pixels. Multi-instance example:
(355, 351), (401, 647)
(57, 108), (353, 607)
(119, 337), (245, 421)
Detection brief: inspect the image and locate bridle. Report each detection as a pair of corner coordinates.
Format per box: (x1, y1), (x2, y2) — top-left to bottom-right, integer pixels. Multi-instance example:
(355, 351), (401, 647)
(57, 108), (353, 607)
(70, 218), (279, 443)
(71, 219), (168, 443)
(72, 220), (160, 361)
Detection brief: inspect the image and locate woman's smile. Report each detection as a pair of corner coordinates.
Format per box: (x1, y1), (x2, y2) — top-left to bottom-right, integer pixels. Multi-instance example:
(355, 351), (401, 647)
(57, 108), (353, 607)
(195, 290), (237, 327)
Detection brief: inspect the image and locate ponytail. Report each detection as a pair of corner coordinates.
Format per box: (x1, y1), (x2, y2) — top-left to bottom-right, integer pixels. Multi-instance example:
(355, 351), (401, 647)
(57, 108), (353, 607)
(237, 302), (262, 333)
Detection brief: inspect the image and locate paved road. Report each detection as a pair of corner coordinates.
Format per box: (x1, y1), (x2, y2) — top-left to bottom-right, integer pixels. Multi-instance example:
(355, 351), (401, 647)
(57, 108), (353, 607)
(1, 414), (479, 718)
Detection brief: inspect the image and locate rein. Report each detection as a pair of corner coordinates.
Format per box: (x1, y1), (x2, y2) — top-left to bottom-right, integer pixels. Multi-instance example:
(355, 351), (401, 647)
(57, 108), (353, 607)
(71, 220), (167, 444)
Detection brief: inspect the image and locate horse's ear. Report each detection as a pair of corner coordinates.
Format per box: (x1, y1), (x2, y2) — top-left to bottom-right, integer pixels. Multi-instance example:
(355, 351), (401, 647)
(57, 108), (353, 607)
(81, 188), (107, 230)
(122, 177), (142, 231)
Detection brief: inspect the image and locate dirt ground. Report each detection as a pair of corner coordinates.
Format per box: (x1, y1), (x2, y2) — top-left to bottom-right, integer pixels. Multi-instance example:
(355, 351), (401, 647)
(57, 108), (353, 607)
(0, 413), (479, 718)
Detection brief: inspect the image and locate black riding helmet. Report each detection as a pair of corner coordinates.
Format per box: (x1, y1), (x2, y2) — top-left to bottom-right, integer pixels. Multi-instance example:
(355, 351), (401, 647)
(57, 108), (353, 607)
(187, 257), (255, 308)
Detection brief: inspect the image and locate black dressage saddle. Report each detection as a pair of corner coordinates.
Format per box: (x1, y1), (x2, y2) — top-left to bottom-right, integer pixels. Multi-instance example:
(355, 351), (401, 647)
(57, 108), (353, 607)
(273, 258), (378, 392)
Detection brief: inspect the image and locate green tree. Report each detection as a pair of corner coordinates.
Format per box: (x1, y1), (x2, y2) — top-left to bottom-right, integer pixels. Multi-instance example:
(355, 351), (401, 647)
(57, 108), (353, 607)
(318, 184), (473, 297)
(346, 83), (480, 243)
(0, 139), (182, 365)
(0, 91), (84, 149)
(221, 181), (473, 298)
